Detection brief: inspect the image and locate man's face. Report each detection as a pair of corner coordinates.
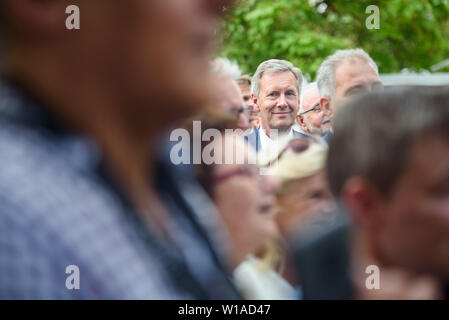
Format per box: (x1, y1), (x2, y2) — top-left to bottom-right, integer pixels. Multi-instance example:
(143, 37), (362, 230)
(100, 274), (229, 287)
(374, 135), (449, 279)
(297, 86), (331, 137)
(80, 0), (234, 124)
(254, 71), (299, 132)
(238, 83), (253, 108)
(238, 83), (258, 124)
(322, 58), (383, 117)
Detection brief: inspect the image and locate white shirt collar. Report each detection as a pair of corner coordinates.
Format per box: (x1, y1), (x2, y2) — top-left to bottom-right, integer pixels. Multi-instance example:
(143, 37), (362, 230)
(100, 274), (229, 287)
(259, 126), (294, 152)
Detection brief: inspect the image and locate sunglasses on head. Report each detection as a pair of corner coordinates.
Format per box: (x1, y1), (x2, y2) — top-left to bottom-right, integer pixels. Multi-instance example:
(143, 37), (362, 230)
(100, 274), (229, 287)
(264, 137), (319, 167)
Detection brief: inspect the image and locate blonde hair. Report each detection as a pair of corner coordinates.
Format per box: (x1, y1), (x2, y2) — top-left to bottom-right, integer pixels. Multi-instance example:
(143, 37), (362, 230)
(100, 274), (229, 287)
(269, 140), (328, 185)
(258, 137), (328, 185)
(257, 138), (328, 272)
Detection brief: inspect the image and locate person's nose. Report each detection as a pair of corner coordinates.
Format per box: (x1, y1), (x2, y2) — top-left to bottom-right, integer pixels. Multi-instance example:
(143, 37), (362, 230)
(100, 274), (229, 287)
(277, 93), (289, 109)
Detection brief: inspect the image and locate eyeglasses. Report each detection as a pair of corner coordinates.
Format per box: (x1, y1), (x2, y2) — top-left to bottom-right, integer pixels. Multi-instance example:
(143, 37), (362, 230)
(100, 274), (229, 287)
(300, 103), (321, 115)
(213, 166), (262, 185)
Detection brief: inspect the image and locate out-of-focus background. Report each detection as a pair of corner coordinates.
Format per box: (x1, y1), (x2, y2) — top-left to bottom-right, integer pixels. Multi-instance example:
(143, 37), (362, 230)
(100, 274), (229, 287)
(219, 0), (449, 83)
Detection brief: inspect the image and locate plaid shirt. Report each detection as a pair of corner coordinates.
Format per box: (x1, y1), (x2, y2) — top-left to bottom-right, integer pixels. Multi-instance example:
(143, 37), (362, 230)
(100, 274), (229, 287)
(0, 80), (238, 299)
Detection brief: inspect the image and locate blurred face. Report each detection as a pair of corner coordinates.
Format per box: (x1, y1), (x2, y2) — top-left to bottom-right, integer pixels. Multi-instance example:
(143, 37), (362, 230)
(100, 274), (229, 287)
(254, 71), (299, 133)
(78, 0), (234, 123)
(214, 77), (250, 130)
(322, 58), (383, 118)
(238, 83), (253, 108)
(276, 171), (335, 238)
(213, 137), (279, 267)
(251, 116), (260, 129)
(238, 82), (257, 127)
(297, 87), (331, 137)
(372, 136), (449, 279)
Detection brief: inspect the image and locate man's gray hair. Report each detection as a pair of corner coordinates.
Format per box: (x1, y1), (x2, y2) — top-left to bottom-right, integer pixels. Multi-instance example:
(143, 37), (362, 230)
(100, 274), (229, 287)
(299, 82), (319, 114)
(211, 57), (242, 80)
(316, 48), (379, 98)
(327, 87), (449, 197)
(251, 59), (303, 99)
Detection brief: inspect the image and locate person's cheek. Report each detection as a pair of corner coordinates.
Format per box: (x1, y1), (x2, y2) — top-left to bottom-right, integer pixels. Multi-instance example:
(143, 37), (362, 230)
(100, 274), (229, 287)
(263, 104), (272, 121)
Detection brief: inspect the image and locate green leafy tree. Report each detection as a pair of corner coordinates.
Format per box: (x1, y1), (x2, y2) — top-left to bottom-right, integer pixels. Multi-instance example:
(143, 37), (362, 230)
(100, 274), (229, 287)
(219, 0), (449, 80)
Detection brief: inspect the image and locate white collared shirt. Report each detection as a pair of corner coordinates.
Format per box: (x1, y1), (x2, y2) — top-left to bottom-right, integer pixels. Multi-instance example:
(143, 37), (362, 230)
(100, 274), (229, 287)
(259, 126), (294, 154)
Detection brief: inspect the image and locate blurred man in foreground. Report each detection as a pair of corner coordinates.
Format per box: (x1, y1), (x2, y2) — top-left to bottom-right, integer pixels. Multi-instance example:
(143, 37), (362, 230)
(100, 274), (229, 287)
(0, 0), (238, 299)
(329, 88), (449, 298)
(297, 88), (449, 299)
(211, 58), (250, 130)
(296, 82), (331, 138)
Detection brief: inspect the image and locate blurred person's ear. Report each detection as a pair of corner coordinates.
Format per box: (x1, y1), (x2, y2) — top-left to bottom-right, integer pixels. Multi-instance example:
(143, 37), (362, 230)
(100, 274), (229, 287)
(296, 114), (307, 132)
(3, 0), (69, 39)
(252, 93), (260, 112)
(320, 96), (333, 119)
(341, 177), (385, 235)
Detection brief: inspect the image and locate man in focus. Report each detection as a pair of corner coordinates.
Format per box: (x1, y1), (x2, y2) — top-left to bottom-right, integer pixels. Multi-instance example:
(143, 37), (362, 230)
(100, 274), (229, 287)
(245, 59), (308, 154)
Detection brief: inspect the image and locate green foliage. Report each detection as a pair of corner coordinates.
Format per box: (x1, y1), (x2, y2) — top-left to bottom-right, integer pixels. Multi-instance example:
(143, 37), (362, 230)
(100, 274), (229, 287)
(219, 0), (449, 79)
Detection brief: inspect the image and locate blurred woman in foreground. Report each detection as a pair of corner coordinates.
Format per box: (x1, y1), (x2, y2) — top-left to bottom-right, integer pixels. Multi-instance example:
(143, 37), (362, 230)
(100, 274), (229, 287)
(233, 137), (336, 299)
(186, 112), (279, 273)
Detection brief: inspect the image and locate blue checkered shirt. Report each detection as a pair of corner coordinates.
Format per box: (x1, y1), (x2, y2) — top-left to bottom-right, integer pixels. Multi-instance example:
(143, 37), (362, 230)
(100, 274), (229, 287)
(0, 80), (239, 299)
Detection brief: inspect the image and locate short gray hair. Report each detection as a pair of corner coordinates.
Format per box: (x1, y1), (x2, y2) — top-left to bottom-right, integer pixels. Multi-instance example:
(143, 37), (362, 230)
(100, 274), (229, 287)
(211, 57), (242, 80)
(316, 48), (379, 98)
(299, 82), (319, 114)
(327, 87), (449, 197)
(251, 59), (303, 99)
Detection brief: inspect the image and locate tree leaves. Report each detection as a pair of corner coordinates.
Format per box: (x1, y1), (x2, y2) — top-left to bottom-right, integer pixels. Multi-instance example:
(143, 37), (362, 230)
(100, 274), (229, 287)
(219, 0), (449, 78)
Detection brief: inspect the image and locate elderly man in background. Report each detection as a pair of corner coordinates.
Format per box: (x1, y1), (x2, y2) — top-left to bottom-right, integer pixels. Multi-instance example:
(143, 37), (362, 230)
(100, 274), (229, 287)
(296, 82), (331, 138)
(245, 59), (309, 154)
(317, 49), (383, 122)
(0, 0), (239, 299)
(211, 58), (250, 130)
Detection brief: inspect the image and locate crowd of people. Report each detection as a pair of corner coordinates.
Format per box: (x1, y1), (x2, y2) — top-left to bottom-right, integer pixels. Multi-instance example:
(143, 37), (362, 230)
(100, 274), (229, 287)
(0, 0), (448, 300)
